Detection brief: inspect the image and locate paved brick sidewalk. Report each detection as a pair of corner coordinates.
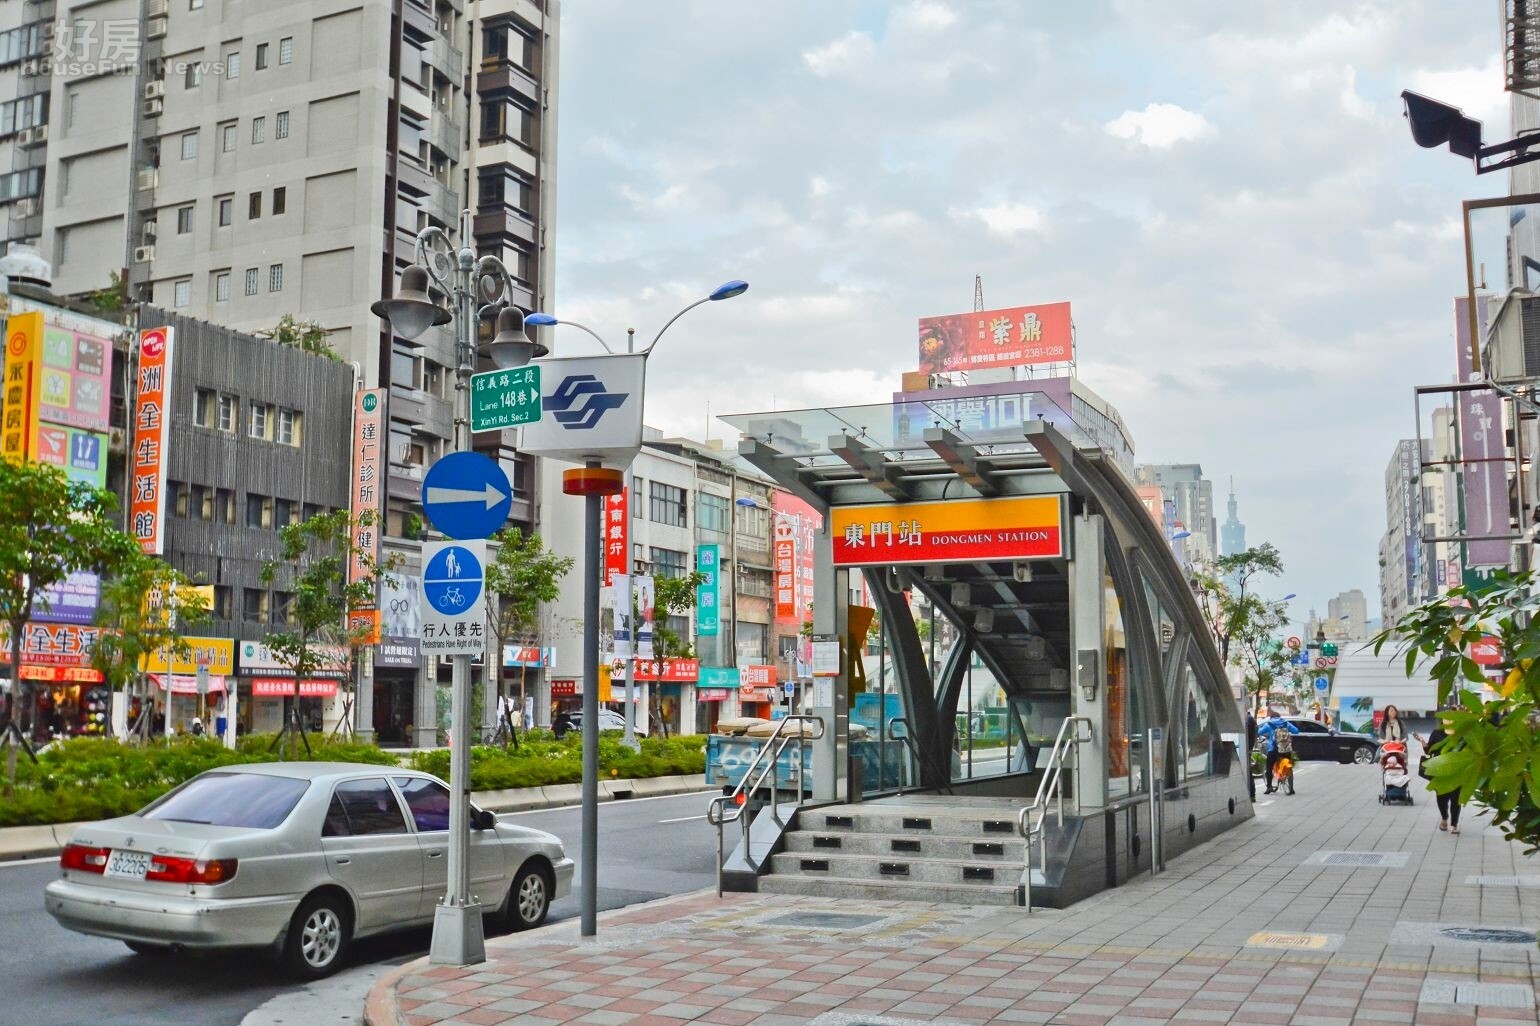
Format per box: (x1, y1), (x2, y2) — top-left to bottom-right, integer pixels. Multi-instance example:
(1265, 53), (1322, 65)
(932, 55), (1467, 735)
(366, 761), (1540, 1025)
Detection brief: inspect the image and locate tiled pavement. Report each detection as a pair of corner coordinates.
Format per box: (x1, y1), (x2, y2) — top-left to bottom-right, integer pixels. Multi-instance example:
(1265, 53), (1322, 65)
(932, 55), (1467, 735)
(365, 761), (1540, 1025)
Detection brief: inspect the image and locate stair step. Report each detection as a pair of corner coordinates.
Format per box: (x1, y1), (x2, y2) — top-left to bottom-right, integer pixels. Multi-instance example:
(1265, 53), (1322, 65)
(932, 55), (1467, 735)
(801, 807), (1037, 837)
(768, 851), (1023, 885)
(759, 873), (1024, 907)
(784, 832), (1028, 860)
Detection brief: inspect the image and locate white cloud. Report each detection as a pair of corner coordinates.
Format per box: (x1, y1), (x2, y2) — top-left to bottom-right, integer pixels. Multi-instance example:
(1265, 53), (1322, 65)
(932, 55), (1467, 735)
(808, 175), (832, 198)
(1104, 102), (1214, 148)
(958, 201), (1046, 235)
(895, 2), (958, 32)
(1408, 54), (1506, 126)
(802, 31), (876, 77)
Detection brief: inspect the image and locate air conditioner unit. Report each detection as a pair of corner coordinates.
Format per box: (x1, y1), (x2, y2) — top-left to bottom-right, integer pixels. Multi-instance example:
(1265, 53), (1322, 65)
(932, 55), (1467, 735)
(146, 0), (170, 17)
(146, 16), (168, 39)
(143, 81), (165, 100)
(13, 199), (37, 218)
(30, 124), (46, 144)
(1483, 289), (1540, 383)
(136, 168), (158, 191)
(16, 129), (32, 146)
(142, 220), (158, 242)
(142, 98), (163, 119)
(20, 59), (40, 76)
(133, 245), (156, 263)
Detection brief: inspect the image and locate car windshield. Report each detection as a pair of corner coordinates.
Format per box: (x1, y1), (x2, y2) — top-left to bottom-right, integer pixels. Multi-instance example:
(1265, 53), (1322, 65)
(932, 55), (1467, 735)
(142, 772), (311, 829)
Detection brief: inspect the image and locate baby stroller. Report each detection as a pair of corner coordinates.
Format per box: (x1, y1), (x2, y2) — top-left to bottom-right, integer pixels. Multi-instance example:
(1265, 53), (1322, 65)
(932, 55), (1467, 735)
(1379, 740), (1414, 805)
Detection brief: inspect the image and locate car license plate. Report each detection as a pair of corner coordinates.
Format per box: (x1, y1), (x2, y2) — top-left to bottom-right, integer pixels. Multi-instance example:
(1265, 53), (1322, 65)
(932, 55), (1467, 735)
(105, 850), (151, 880)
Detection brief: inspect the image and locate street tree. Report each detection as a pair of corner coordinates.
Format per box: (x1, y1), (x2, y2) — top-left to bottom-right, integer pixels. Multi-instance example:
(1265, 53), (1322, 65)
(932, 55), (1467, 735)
(637, 570), (706, 739)
(261, 509), (391, 758)
(1230, 601), (1292, 711)
(0, 458), (137, 788)
(1375, 570), (1540, 854)
(1190, 542), (1285, 664)
(482, 526), (573, 745)
(91, 552), (211, 743)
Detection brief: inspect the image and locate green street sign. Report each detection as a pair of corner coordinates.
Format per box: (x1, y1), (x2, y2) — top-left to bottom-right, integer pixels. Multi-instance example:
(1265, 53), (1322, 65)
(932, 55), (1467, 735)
(470, 366), (542, 432)
(1321, 642), (1338, 658)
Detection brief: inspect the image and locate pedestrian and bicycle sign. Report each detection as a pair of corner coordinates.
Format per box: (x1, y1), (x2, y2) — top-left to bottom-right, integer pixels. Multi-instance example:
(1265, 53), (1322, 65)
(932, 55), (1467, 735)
(420, 540), (485, 655)
(470, 366), (542, 432)
(421, 452), (512, 540)
(1313, 676), (1330, 692)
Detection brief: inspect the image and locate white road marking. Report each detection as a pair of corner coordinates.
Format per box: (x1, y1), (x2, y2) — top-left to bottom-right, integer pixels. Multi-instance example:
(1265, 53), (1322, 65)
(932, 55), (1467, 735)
(501, 789), (716, 816)
(658, 814), (707, 824)
(0, 855), (59, 868)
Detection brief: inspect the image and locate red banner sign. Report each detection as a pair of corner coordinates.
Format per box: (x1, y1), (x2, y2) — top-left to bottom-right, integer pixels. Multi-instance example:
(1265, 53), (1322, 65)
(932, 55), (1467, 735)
(831, 496), (1063, 567)
(697, 688), (731, 702)
(21, 665), (103, 682)
(550, 680), (577, 696)
(0, 622), (103, 666)
(774, 526), (797, 623)
(1470, 636), (1503, 666)
(739, 687), (777, 703)
(739, 663), (775, 686)
(917, 302), (1072, 374)
(249, 678), (339, 697)
(129, 327), (173, 554)
(603, 490), (628, 586)
(629, 657), (700, 682)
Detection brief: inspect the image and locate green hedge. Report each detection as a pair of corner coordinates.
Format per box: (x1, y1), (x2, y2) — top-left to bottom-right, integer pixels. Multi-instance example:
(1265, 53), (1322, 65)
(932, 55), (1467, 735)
(2, 730), (706, 828)
(409, 731), (706, 792)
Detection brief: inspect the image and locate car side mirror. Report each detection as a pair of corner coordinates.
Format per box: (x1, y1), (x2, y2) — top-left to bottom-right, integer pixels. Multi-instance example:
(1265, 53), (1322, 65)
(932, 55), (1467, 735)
(474, 808), (496, 830)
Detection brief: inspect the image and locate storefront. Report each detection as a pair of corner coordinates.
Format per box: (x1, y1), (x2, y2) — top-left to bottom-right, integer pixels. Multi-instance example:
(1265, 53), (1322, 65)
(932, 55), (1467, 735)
(149, 672), (229, 735)
(237, 639), (347, 734)
(695, 666), (739, 734)
(0, 623), (108, 741)
(374, 637), (419, 744)
(737, 664), (778, 721)
(140, 636), (236, 738)
(501, 646), (553, 730)
(550, 679), (578, 724)
(632, 657), (698, 737)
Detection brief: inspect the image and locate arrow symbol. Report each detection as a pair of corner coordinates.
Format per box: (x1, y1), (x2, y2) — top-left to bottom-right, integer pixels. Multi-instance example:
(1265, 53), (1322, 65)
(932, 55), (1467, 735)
(425, 483), (507, 509)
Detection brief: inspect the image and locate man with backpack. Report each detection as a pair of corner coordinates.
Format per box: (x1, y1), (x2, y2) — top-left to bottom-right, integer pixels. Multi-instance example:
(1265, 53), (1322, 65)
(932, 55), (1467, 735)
(1256, 710), (1301, 795)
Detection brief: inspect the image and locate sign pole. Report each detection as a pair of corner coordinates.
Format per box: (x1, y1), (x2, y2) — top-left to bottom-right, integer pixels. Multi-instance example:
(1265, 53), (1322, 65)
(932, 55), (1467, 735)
(580, 462), (603, 937)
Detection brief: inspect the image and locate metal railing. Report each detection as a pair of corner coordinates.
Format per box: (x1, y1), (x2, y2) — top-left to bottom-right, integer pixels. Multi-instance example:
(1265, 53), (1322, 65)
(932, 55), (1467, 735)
(705, 715), (825, 897)
(1016, 715), (1093, 911)
(885, 716), (953, 796)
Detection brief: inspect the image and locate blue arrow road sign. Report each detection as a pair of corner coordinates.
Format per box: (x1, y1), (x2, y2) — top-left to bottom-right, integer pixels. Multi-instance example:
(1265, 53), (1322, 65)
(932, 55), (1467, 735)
(422, 452), (512, 539)
(424, 544), (483, 616)
(1314, 676), (1330, 692)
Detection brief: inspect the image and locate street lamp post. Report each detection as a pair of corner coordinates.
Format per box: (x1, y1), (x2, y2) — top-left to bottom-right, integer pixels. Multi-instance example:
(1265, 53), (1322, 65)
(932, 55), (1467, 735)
(372, 210), (544, 967)
(526, 279), (747, 937)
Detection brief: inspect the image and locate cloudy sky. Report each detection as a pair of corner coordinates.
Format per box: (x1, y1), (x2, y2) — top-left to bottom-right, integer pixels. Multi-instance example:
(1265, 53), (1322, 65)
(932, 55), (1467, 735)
(547, 1), (1506, 622)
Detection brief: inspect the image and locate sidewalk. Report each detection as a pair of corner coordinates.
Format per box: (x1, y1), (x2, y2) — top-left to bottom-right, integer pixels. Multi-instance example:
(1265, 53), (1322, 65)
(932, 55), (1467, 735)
(365, 761), (1540, 1025)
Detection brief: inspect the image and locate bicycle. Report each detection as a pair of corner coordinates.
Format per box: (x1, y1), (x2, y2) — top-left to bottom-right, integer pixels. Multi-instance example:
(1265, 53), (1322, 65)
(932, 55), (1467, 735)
(443, 586), (466, 608)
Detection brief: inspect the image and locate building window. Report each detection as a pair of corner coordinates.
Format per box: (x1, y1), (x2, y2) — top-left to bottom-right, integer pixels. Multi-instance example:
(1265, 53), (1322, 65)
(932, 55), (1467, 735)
(185, 63), (201, 88)
(58, 160), (70, 198)
(221, 121), (236, 152)
(735, 502), (769, 539)
(216, 488), (235, 524)
(276, 407), (300, 446)
(65, 89), (77, 129)
(632, 478), (645, 517)
(245, 267), (258, 296)
(181, 131), (197, 160)
(698, 493), (730, 534)
(218, 196), (232, 226)
(212, 586), (231, 620)
(170, 481), (189, 518)
(650, 547), (688, 580)
(276, 110), (289, 139)
(251, 115), (265, 143)
(279, 37), (293, 65)
(246, 493), (272, 529)
(249, 401), (270, 439)
(215, 270), (230, 302)
(226, 50), (240, 78)
(272, 186), (286, 215)
(274, 498), (293, 529)
(218, 392), (236, 432)
(272, 591), (294, 626)
(190, 0), (204, 9)
(248, 191), (261, 219)
(243, 588), (268, 623)
(268, 263), (283, 292)
(194, 389), (217, 427)
(173, 279), (191, 307)
(255, 42), (268, 70)
(176, 205), (193, 233)
(649, 482), (687, 528)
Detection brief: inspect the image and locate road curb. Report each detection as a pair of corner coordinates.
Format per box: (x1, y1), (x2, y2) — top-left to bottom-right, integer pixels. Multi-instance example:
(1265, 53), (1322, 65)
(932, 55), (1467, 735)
(0, 775), (708, 862)
(362, 960), (417, 1026)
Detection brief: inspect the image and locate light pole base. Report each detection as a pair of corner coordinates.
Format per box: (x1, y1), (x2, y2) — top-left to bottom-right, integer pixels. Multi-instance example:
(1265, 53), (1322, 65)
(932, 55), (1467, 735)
(428, 900), (486, 966)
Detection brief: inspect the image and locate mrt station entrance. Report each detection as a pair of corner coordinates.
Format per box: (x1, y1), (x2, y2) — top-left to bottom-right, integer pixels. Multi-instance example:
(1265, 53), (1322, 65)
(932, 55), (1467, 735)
(715, 394), (1252, 908)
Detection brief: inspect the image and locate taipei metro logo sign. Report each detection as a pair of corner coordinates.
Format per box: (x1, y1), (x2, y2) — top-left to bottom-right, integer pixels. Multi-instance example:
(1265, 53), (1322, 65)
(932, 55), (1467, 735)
(544, 374), (628, 429)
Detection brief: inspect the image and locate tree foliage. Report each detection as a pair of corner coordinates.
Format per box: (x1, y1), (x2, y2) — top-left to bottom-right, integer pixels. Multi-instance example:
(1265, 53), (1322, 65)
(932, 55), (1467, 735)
(1189, 543), (1283, 664)
(261, 314), (340, 362)
(637, 571), (706, 739)
(0, 459), (137, 785)
(1374, 570), (1540, 854)
(483, 526), (573, 738)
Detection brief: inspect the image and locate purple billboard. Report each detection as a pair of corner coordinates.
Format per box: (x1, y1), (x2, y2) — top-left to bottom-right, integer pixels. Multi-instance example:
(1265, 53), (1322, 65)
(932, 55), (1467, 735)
(1455, 298), (1510, 566)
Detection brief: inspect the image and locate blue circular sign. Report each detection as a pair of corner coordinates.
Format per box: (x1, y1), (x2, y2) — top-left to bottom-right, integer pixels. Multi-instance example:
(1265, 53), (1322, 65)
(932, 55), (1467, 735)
(1313, 677), (1330, 692)
(422, 452), (512, 540)
(424, 545), (482, 615)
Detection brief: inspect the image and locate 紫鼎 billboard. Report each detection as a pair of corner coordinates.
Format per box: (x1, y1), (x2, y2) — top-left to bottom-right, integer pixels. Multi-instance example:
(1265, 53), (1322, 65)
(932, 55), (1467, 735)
(917, 302), (1072, 374)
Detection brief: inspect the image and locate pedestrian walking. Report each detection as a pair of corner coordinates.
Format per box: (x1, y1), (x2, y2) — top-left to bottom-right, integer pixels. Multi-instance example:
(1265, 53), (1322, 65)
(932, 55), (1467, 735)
(1244, 708), (1258, 802)
(1413, 721), (1462, 833)
(1379, 704), (1407, 742)
(1256, 710), (1300, 795)
(552, 709), (573, 739)
(190, 717), (205, 738)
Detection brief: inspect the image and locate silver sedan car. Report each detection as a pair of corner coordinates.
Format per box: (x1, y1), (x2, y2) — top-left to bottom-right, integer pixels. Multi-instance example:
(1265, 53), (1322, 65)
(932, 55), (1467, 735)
(44, 762), (574, 978)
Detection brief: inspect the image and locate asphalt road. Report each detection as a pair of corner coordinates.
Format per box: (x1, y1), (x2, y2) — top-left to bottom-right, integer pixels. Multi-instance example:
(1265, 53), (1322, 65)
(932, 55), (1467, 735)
(0, 789), (720, 1026)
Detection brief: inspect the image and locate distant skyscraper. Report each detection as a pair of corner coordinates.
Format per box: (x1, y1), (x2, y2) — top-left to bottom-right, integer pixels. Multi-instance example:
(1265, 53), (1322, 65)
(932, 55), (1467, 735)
(1135, 463), (1216, 562)
(1221, 478), (1246, 555)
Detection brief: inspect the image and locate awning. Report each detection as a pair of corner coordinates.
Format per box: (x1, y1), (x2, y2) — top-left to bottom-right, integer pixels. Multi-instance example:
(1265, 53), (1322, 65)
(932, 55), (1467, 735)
(250, 678), (339, 698)
(151, 673), (228, 695)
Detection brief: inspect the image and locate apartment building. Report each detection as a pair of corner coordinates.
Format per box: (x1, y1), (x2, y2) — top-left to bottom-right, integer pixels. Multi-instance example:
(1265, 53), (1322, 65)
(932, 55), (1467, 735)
(0, 0), (561, 746)
(1135, 463), (1216, 562)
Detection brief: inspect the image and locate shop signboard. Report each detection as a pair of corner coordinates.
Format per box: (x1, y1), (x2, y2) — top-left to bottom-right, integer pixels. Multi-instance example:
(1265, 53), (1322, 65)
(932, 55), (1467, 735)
(696, 544), (719, 636)
(377, 637), (420, 668)
(917, 301), (1072, 374)
(603, 490), (628, 586)
(140, 636), (234, 675)
(35, 424), (107, 488)
(2, 311), (42, 458)
(32, 571), (99, 625)
(831, 495), (1064, 566)
(37, 319), (112, 432)
(628, 657), (700, 682)
(550, 680), (577, 697)
(698, 666), (739, 688)
(1470, 635), (1502, 666)
(739, 664), (775, 687)
(348, 389), (385, 599)
(380, 572), (421, 639)
(0, 622), (102, 666)
(238, 639), (347, 678)
(773, 520), (796, 622)
(502, 646), (553, 667)
(21, 665), (103, 682)
(772, 493), (819, 626)
(153, 673), (228, 695)
(129, 326), (174, 555)
(697, 688), (731, 702)
(250, 678), (340, 698)
(1454, 297), (1510, 566)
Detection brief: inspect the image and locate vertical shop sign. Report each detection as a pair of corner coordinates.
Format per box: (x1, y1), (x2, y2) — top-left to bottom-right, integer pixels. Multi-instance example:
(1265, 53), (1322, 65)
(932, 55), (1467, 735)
(696, 544), (719, 635)
(2, 311), (42, 459)
(774, 520), (797, 622)
(130, 327), (173, 554)
(349, 389), (385, 598)
(603, 488), (628, 586)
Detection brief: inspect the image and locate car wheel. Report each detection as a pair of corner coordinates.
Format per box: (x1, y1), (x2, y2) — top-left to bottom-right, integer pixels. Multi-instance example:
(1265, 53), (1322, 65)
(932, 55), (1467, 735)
(124, 941), (173, 957)
(1353, 746), (1375, 765)
(504, 862), (550, 932)
(283, 893), (350, 979)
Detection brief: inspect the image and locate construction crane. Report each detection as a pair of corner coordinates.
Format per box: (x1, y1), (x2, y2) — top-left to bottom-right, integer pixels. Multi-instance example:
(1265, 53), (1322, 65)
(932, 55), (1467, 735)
(973, 275), (984, 312)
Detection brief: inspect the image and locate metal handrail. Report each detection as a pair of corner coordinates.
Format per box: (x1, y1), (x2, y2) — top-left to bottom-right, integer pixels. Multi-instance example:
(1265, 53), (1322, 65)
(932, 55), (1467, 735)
(1016, 715), (1093, 911)
(886, 716), (953, 796)
(706, 715), (825, 897)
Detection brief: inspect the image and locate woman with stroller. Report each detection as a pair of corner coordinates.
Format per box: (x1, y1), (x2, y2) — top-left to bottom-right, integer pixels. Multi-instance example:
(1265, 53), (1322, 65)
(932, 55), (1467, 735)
(1379, 705), (1407, 743)
(1413, 717), (1462, 834)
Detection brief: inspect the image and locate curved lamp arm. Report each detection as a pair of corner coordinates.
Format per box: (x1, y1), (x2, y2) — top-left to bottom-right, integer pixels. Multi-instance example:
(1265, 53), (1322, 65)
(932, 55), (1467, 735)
(526, 314), (616, 354)
(645, 297), (709, 353)
(415, 226), (456, 295)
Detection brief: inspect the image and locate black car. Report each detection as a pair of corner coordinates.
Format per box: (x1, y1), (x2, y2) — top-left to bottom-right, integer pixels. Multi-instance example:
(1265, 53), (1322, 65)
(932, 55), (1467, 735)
(1271, 717), (1379, 764)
